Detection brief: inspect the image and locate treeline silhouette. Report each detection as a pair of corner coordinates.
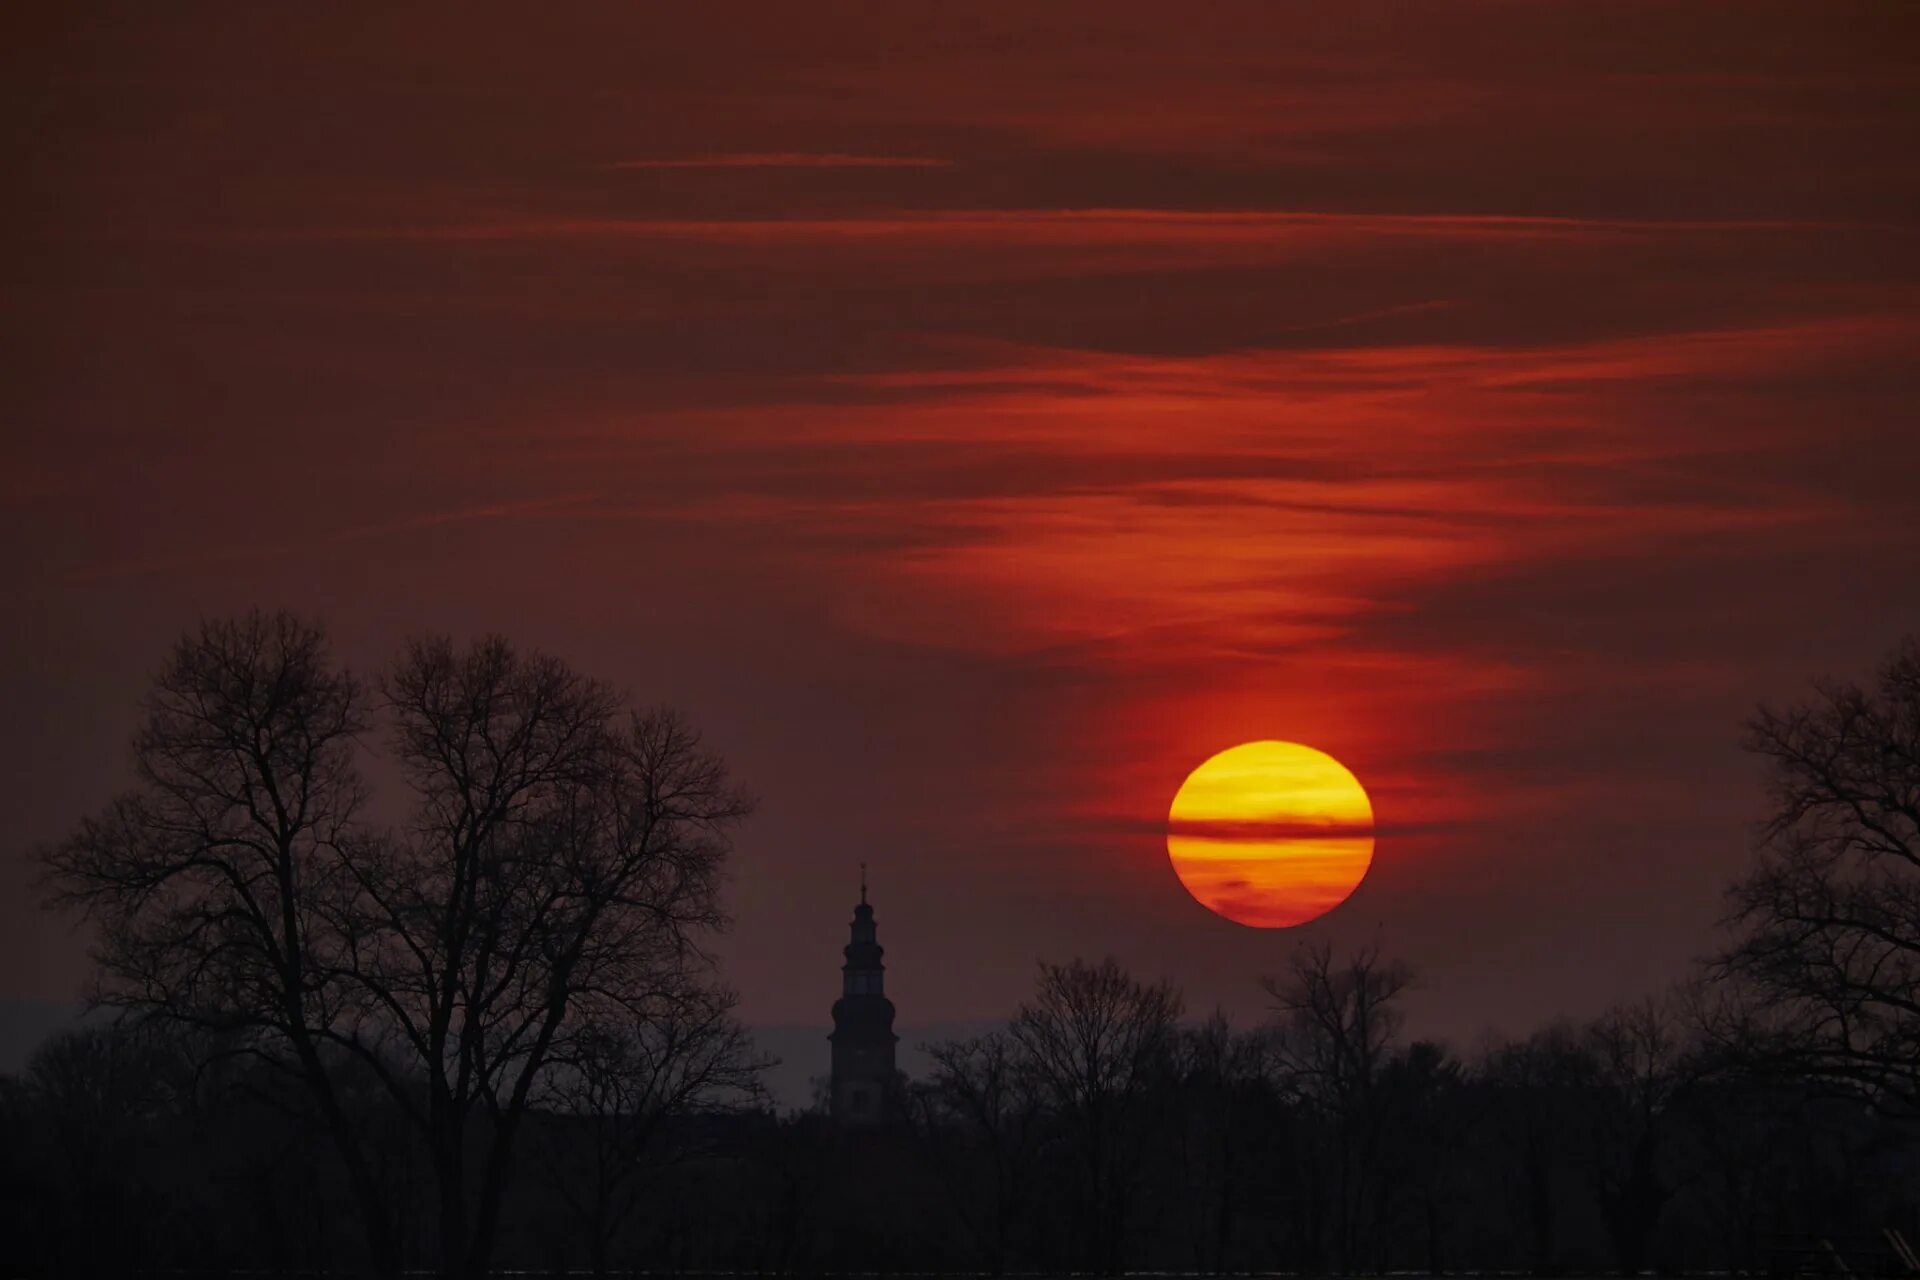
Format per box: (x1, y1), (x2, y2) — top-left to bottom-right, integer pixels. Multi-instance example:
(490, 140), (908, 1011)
(5, 615), (1917, 1277)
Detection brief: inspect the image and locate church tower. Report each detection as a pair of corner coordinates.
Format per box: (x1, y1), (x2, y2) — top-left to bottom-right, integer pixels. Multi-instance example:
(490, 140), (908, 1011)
(829, 867), (898, 1126)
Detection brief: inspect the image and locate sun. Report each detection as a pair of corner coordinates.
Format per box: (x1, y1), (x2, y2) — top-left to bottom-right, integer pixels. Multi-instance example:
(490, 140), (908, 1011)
(1166, 741), (1376, 928)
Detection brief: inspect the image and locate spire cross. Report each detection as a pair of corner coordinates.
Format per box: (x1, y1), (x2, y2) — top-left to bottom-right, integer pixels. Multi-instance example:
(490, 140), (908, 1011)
(859, 861), (868, 905)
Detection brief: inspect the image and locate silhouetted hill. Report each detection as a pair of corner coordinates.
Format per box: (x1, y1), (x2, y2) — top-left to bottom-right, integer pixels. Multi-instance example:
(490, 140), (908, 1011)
(0, 999), (92, 1074)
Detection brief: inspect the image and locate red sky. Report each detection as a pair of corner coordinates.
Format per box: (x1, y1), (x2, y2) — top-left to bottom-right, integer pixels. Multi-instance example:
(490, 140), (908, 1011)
(5, 2), (1919, 1046)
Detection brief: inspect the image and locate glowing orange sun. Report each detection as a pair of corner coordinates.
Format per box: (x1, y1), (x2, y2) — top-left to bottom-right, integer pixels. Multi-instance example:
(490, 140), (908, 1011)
(1167, 741), (1376, 928)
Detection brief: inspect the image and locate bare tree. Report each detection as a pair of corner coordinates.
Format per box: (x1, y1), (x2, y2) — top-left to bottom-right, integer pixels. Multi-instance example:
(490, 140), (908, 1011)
(37, 615), (399, 1265)
(1583, 996), (1693, 1272)
(1171, 1012), (1275, 1272)
(1371, 1039), (1467, 1271)
(533, 978), (767, 1276)
(1478, 1022), (1596, 1272)
(20, 1022), (186, 1270)
(1009, 957), (1182, 1274)
(913, 1031), (1046, 1274)
(1712, 638), (1920, 1112)
(331, 637), (740, 1279)
(1264, 942), (1413, 1273)
(40, 615), (750, 1280)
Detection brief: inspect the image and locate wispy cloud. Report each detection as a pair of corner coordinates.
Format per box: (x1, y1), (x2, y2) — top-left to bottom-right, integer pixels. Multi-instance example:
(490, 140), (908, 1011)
(271, 208), (1874, 246)
(605, 152), (952, 169)
(617, 313), (1902, 672)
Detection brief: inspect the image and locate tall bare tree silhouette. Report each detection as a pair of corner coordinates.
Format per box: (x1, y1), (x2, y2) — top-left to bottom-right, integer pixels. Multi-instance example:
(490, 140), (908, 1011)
(1009, 957), (1182, 1274)
(912, 1031), (1046, 1274)
(40, 613), (750, 1279)
(1712, 638), (1920, 1112)
(532, 976), (766, 1276)
(1265, 942), (1413, 1272)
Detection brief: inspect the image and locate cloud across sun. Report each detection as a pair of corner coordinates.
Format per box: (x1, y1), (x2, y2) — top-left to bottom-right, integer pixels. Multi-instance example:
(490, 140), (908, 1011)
(1167, 742), (1377, 928)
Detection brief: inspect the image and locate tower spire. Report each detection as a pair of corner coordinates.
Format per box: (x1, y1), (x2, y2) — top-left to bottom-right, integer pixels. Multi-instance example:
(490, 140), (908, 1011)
(831, 863), (897, 1127)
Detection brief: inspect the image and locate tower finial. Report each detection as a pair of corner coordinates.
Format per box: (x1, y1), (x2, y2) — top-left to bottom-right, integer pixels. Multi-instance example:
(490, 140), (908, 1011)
(860, 860), (868, 905)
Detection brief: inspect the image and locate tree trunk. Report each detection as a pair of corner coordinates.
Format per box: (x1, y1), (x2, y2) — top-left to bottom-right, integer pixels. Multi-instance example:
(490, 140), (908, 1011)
(436, 1139), (470, 1280)
(290, 1031), (403, 1279)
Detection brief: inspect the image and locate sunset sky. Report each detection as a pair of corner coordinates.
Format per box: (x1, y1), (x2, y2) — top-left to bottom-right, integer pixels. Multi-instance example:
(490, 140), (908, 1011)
(5, 2), (1919, 1054)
